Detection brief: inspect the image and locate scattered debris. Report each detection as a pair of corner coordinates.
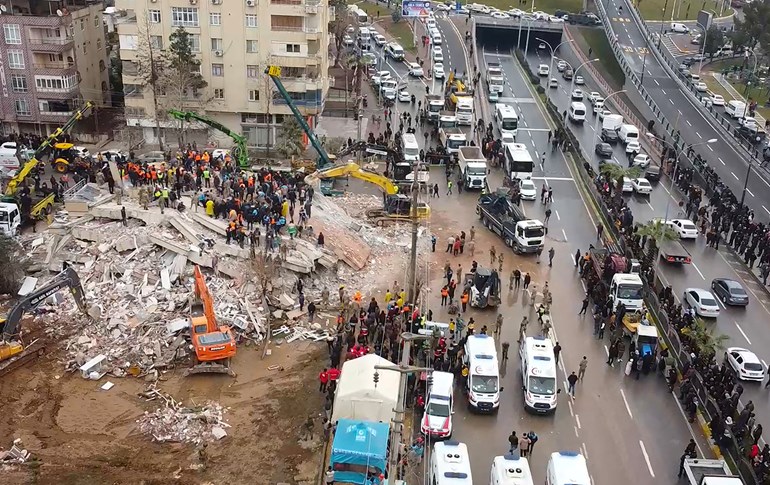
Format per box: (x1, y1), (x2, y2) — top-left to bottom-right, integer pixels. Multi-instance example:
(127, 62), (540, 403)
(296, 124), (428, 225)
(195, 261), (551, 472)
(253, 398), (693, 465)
(0, 438), (30, 464)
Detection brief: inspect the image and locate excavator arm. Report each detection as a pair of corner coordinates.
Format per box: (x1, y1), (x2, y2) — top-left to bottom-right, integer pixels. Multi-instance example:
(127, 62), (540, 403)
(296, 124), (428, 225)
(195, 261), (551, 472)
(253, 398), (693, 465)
(265, 66), (333, 169)
(168, 110), (250, 168)
(4, 101), (94, 197)
(315, 162), (398, 195)
(193, 265), (218, 333)
(1, 267), (88, 340)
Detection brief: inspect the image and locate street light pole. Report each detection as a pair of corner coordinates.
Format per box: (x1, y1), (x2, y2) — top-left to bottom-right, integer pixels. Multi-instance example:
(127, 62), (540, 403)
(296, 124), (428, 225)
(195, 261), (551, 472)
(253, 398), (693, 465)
(591, 89), (627, 149)
(740, 161), (752, 206)
(568, 58), (600, 117)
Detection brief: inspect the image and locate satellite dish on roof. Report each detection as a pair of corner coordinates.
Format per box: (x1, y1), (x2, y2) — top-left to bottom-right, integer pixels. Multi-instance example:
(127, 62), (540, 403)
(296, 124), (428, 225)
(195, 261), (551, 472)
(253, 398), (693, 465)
(0, 5), (7, 12)
(56, 8), (63, 16)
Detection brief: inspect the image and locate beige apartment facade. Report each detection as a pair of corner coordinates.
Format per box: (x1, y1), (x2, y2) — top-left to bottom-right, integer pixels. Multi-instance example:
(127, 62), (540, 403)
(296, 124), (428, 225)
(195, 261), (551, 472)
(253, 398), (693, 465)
(115, 0), (331, 148)
(0, 0), (110, 135)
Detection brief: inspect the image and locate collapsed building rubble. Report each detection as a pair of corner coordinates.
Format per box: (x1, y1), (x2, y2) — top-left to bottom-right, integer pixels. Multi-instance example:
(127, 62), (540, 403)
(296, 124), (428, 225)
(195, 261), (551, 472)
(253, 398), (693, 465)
(136, 386), (229, 444)
(0, 439), (31, 464)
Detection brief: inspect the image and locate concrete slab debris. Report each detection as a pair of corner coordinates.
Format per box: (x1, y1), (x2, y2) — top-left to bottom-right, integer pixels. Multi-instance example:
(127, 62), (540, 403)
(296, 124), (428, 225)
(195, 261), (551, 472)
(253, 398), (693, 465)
(17, 277), (38, 296)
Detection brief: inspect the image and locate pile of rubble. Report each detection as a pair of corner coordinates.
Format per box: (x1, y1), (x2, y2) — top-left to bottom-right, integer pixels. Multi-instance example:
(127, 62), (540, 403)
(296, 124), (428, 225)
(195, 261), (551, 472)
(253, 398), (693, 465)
(0, 439), (31, 464)
(137, 386), (229, 444)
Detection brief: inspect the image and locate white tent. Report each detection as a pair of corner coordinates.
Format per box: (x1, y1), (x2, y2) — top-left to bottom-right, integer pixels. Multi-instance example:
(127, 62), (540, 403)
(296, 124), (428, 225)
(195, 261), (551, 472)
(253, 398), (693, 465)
(332, 354), (400, 425)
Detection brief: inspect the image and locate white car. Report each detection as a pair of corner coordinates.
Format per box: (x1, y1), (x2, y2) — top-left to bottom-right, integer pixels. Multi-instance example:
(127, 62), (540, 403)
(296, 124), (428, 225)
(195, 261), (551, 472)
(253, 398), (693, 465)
(684, 288), (720, 318)
(625, 140), (641, 154)
(598, 109), (612, 121)
(574, 75), (585, 85)
(519, 179), (537, 200)
(667, 218), (698, 239)
(507, 7), (524, 16)
(435, 2), (450, 10)
(373, 34), (387, 46)
(631, 177), (652, 194)
(408, 62), (424, 77)
(537, 64), (549, 76)
(488, 90), (500, 102)
(632, 153), (651, 168)
(343, 34), (354, 46)
(549, 15), (565, 22)
(593, 101), (605, 113)
(557, 60), (567, 72)
(434, 63), (446, 79)
(398, 90), (411, 102)
(588, 91), (602, 103)
(571, 88), (584, 100)
(211, 148), (230, 160)
(671, 23), (690, 34)
(725, 347), (765, 382)
(380, 80), (397, 100)
(491, 11), (510, 19)
(532, 10), (549, 19)
(738, 116), (757, 129)
(621, 177), (634, 193)
(694, 81), (708, 92)
(549, 77), (559, 89)
(709, 93), (725, 106)
(371, 70), (392, 86)
(432, 46), (444, 62)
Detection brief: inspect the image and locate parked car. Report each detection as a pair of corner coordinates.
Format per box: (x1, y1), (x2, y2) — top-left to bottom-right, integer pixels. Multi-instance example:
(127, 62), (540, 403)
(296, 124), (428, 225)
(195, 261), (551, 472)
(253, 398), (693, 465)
(725, 347), (765, 381)
(434, 62), (446, 79)
(519, 179), (537, 200)
(711, 278), (749, 306)
(408, 63), (424, 77)
(684, 288), (720, 318)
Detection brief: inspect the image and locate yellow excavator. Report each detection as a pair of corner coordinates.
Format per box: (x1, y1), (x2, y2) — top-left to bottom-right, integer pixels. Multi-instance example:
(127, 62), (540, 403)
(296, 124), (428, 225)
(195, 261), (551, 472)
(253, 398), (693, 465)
(311, 162), (430, 224)
(0, 267), (89, 376)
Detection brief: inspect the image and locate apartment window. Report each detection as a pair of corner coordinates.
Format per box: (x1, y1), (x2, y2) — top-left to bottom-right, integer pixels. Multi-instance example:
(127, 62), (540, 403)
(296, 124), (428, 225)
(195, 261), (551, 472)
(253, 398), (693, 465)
(271, 15), (303, 31)
(211, 38), (222, 52)
(3, 24), (21, 45)
(11, 75), (27, 93)
(15, 99), (30, 116)
(94, 15), (99, 27)
(249, 90), (260, 101)
(246, 65), (258, 78)
(48, 53), (64, 62)
(171, 7), (199, 27)
(212, 63), (224, 76)
(246, 40), (258, 53)
(214, 88), (224, 99)
(97, 38), (102, 50)
(35, 75), (78, 91)
(245, 14), (258, 27)
(209, 12), (221, 25)
(150, 35), (163, 49)
(149, 9), (161, 23)
(80, 18), (85, 31)
(8, 50), (24, 69)
(286, 43), (300, 53)
(189, 34), (200, 53)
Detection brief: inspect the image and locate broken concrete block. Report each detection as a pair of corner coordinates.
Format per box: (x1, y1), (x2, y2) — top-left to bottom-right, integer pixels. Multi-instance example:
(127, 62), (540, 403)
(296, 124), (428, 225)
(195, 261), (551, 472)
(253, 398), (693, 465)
(279, 293), (295, 309)
(160, 269), (171, 290)
(88, 304), (103, 320)
(166, 318), (188, 334)
(17, 277), (38, 296)
(211, 427), (227, 440)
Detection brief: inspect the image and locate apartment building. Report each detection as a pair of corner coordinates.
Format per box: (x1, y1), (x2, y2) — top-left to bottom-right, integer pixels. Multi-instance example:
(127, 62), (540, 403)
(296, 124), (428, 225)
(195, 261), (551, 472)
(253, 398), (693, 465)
(0, 0), (110, 135)
(115, 0), (331, 148)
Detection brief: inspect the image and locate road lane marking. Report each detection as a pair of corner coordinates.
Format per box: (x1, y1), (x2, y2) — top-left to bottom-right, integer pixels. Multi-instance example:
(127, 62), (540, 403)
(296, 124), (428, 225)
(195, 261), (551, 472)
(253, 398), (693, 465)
(716, 296), (726, 310)
(604, 345), (609, 356)
(654, 79), (660, 86)
(639, 441), (656, 478)
(669, 99), (674, 105)
(686, 120), (692, 126)
(696, 132), (702, 139)
(562, 228), (568, 241)
(574, 426), (579, 437)
(646, 201), (655, 211)
(620, 389), (634, 418)
(581, 443), (589, 460)
(718, 157), (725, 165)
(708, 145), (714, 151)
(691, 262), (706, 280)
(575, 414), (582, 429)
(661, 89), (667, 95)
(763, 359), (769, 370)
(735, 322), (752, 344)
(747, 188), (755, 197)
(764, 206), (770, 216)
(568, 400), (574, 417)
(731, 171), (739, 181)
(555, 209), (560, 220)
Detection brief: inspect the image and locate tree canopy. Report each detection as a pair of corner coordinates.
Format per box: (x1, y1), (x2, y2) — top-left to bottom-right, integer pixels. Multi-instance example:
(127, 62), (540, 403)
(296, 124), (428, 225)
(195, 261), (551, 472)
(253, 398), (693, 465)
(733, 1), (770, 53)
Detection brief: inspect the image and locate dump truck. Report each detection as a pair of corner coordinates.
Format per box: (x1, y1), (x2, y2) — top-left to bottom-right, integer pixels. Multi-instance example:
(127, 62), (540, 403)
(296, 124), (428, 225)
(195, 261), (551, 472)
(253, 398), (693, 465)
(425, 94), (445, 124)
(458, 146), (488, 190)
(588, 242), (644, 312)
(476, 192), (545, 254)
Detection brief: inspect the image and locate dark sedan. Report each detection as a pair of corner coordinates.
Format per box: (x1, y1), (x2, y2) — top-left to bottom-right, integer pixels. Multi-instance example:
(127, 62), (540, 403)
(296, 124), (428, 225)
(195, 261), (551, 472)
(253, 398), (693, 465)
(594, 142), (613, 158)
(600, 128), (620, 144)
(711, 278), (749, 306)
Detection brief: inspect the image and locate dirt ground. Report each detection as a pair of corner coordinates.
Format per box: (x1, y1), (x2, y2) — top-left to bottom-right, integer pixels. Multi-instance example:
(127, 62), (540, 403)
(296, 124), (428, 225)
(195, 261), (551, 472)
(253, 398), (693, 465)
(0, 339), (327, 485)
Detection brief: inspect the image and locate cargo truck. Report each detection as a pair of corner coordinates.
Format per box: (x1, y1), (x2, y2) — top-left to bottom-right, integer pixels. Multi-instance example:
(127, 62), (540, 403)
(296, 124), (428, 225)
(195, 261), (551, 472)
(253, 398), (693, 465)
(476, 192), (545, 254)
(588, 242), (644, 311)
(458, 146), (488, 190)
(660, 239), (692, 264)
(440, 128), (469, 157)
(456, 97), (474, 126)
(425, 94), (444, 124)
(487, 62), (504, 94)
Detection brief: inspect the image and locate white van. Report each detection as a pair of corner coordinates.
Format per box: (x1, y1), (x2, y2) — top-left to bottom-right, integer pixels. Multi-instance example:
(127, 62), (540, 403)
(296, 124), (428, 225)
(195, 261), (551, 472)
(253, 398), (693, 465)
(421, 371), (454, 439)
(519, 336), (559, 414)
(432, 31), (443, 45)
(0, 202), (22, 236)
(357, 27), (371, 43)
(401, 132), (420, 162)
(568, 102), (586, 123)
(385, 42), (405, 60)
(546, 451), (590, 485)
(431, 441), (473, 485)
(726, 100), (747, 118)
(671, 22), (689, 33)
(618, 123), (639, 144)
(463, 334), (500, 413)
(490, 455), (534, 485)
(0, 142), (21, 171)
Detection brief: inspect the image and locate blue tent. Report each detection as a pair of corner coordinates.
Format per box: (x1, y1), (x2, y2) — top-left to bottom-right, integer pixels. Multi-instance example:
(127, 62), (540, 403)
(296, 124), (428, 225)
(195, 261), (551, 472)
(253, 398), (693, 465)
(330, 419), (390, 485)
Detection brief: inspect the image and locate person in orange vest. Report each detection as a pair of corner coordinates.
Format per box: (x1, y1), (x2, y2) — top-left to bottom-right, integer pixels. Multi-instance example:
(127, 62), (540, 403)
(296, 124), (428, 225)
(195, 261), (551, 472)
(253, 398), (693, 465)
(318, 368), (329, 392)
(353, 290), (362, 304)
(461, 290), (470, 313)
(440, 286), (449, 306)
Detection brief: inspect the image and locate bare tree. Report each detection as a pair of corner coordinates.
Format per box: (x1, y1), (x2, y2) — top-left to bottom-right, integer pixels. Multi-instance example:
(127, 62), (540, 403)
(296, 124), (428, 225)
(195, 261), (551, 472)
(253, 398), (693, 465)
(134, 12), (166, 151)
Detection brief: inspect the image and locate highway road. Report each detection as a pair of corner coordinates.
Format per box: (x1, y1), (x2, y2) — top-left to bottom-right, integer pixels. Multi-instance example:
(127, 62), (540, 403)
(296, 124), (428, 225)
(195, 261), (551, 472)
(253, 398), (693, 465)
(602, 0), (770, 221)
(402, 14), (711, 483)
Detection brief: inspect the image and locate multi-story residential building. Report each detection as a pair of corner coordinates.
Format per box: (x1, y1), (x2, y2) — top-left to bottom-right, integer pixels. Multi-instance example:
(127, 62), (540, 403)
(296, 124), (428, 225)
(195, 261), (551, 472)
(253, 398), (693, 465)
(115, 0), (330, 148)
(0, 0), (110, 135)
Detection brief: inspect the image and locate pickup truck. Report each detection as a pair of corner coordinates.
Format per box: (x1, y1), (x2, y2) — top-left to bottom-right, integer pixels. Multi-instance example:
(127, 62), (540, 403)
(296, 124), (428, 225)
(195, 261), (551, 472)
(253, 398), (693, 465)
(682, 458), (742, 485)
(477, 192), (545, 254)
(660, 239), (692, 264)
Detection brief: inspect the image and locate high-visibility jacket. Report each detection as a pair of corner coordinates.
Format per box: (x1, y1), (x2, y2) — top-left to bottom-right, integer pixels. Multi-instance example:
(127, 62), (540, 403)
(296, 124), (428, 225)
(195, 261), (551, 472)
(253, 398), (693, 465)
(440, 288), (449, 297)
(461, 293), (469, 304)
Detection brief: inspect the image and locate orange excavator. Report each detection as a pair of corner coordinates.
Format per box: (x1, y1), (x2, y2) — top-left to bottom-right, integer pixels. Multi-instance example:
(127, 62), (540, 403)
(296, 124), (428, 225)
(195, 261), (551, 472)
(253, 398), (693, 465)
(186, 265), (236, 376)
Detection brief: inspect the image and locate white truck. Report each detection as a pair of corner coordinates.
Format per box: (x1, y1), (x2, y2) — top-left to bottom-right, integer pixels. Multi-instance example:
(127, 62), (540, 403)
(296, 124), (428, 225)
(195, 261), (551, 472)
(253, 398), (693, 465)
(456, 96), (474, 126)
(439, 127), (468, 156)
(458, 146), (488, 190)
(683, 458), (743, 485)
(487, 62), (504, 94)
(0, 201), (22, 236)
(602, 114), (624, 131)
(425, 94), (444, 124)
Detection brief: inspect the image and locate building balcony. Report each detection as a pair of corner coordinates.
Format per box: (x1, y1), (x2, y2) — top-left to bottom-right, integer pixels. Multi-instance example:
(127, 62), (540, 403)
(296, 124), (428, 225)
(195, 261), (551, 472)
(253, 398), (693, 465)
(271, 25), (304, 32)
(269, 53), (321, 68)
(32, 61), (75, 70)
(38, 111), (75, 123)
(28, 37), (75, 53)
(304, 0), (320, 13)
(304, 27), (320, 40)
(36, 85), (80, 99)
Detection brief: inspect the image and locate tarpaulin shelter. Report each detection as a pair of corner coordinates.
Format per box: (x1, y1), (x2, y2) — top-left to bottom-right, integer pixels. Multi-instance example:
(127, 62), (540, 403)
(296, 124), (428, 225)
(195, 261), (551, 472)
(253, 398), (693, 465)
(330, 419), (390, 484)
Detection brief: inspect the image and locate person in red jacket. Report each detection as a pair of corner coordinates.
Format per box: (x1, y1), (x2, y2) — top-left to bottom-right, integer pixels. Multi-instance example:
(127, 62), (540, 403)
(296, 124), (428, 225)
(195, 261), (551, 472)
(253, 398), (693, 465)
(328, 367), (341, 382)
(319, 368), (329, 392)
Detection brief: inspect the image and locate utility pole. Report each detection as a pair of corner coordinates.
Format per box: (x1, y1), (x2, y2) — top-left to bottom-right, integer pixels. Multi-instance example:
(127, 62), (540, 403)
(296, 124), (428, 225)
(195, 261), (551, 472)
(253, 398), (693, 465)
(375, 333), (431, 482)
(406, 161), (420, 303)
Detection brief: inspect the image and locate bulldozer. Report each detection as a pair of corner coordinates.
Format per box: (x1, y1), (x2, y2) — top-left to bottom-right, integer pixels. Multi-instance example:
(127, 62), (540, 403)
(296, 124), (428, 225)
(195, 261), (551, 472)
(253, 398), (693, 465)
(0, 267), (89, 375)
(51, 142), (89, 173)
(186, 265), (236, 377)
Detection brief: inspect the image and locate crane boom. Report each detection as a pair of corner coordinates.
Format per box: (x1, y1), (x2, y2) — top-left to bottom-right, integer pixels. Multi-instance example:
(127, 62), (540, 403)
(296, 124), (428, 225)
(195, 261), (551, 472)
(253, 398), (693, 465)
(265, 66), (333, 169)
(1, 267), (88, 340)
(167, 109), (250, 168)
(4, 101), (94, 197)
